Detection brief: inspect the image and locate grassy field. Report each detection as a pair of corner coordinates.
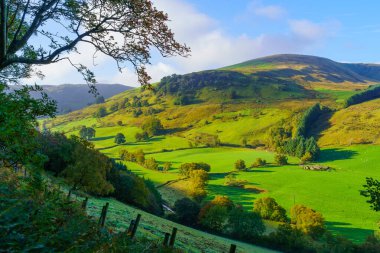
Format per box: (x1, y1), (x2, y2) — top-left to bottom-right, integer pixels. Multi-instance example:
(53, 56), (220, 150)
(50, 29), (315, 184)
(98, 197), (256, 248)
(81, 196), (278, 253)
(129, 145), (380, 243)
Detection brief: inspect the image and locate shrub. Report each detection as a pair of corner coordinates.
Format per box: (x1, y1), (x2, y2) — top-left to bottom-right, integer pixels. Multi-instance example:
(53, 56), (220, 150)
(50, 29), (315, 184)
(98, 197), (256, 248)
(275, 154), (288, 165)
(199, 205), (228, 232)
(174, 198), (200, 226)
(188, 169), (209, 202)
(224, 174), (247, 188)
(135, 131), (149, 142)
(253, 197), (287, 222)
(144, 157), (159, 170)
(179, 162), (211, 177)
(290, 204), (325, 238)
(117, 120), (123, 126)
(114, 133), (126, 144)
(163, 162), (172, 172)
(94, 106), (107, 118)
(234, 159), (246, 171)
(252, 158), (267, 167)
(227, 208), (265, 239)
(142, 117), (164, 136)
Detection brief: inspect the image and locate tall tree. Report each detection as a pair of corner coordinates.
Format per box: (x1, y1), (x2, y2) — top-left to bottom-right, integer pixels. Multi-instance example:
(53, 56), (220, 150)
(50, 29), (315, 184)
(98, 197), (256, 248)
(0, 0), (190, 87)
(361, 177), (380, 211)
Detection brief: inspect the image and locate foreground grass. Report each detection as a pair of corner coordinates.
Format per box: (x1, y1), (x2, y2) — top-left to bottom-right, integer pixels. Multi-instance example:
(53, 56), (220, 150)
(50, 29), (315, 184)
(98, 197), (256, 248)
(82, 196), (278, 253)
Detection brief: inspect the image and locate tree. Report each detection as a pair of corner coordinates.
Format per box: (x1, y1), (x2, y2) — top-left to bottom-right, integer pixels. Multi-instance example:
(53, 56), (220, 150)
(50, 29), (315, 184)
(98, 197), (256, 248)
(79, 126), (95, 140)
(275, 154), (288, 165)
(179, 162), (211, 177)
(163, 162), (172, 172)
(135, 131), (149, 142)
(114, 133), (126, 144)
(174, 198), (200, 226)
(144, 157), (158, 170)
(62, 137), (114, 197)
(290, 204), (325, 237)
(142, 117), (164, 136)
(360, 177), (380, 211)
(0, 85), (56, 169)
(234, 159), (246, 171)
(95, 107), (107, 118)
(253, 197), (287, 222)
(0, 0), (190, 87)
(227, 208), (265, 239)
(188, 169), (208, 202)
(252, 158), (267, 168)
(199, 205), (228, 232)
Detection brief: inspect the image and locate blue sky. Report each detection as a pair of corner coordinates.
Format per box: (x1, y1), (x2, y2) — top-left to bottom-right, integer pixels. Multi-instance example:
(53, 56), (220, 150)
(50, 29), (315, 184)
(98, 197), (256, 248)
(26, 0), (380, 86)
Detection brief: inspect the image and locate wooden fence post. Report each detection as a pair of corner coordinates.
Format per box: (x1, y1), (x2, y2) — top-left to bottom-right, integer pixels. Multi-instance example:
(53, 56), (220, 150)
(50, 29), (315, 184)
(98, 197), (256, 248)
(130, 214), (141, 238)
(98, 205), (106, 225)
(229, 244), (237, 253)
(82, 197), (88, 210)
(163, 232), (170, 246)
(100, 202), (109, 227)
(127, 220), (135, 235)
(169, 227), (177, 247)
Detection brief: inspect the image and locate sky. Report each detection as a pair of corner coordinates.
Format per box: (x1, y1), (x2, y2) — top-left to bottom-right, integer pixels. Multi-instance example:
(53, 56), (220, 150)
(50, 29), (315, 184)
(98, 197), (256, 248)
(25, 0), (380, 87)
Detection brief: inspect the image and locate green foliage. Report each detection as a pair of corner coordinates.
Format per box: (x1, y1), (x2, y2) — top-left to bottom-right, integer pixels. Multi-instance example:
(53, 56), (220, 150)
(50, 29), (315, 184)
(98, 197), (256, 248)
(79, 126), (96, 140)
(290, 204), (325, 238)
(174, 198), (200, 226)
(227, 208), (265, 239)
(224, 174), (247, 188)
(108, 161), (163, 215)
(163, 162), (172, 172)
(344, 85), (380, 107)
(119, 149), (145, 165)
(62, 136), (114, 195)
(252, 158), (267, 167)
(199, 205), (229, 232)
(193, 133), (220, 147)
(253, 197), (287, 222)
(283, 136), (320, 160)
(173, 94), (192, 105)
(94, 106), (107, 118)
(142, 117), (164, 136)
(360, 177), (380, 211)
(144, 157), (159, 170)
(0, 84), (56, 169)
(296, 103), (326, 137)
(234, 159), (246, 171)
(135, 131), (150, 142)
(114, 133), (126, 144)
(188, 169), (209, 202)
(179, 162), (211, 177)
(274, 154), (288, 165)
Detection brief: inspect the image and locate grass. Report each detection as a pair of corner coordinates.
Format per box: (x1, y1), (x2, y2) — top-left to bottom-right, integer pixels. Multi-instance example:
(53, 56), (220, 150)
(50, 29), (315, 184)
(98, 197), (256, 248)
(140, 146), (380, 243)
(81, 196), (278, 253)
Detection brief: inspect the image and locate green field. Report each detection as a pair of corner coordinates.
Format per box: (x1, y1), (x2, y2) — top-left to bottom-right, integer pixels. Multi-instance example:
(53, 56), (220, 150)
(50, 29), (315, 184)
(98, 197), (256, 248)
(82, 196), (278, 253)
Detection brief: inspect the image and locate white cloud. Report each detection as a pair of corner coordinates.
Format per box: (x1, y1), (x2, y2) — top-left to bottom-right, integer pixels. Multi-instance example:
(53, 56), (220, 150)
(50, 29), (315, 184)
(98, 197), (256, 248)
(23, 0), (339, 86)
(248, 1), (287, 20)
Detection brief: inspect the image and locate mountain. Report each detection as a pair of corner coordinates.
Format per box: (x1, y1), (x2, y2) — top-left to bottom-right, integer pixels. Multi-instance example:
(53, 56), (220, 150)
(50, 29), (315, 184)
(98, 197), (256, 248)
(12, 83), (133, 114)
(222, 54), (380, 84)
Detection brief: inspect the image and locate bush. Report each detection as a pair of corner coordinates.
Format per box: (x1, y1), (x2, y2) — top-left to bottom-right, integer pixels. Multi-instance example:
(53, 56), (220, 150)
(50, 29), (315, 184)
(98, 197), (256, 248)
(163, 162), (172, 172)
(94, 106), (107, 118)
(179, 162), (211, 177)
(224, 174), (247, 188)
(253, 197), (287, 222)
(142, 117), (164, 136)
(234, 159), (246, 171)
(135, 131), (149, 142)
(188, 169), (209, 202)
(290, 204), (325, 238)
(275, 154), (288, 165)
(252, 158), (267, 167)
(227, 208), (265, 239)
(199, 205), (229, 232)
(114, 133), (126, 144)
(144, 157), (159, 170)
(174, 198), (200, 226)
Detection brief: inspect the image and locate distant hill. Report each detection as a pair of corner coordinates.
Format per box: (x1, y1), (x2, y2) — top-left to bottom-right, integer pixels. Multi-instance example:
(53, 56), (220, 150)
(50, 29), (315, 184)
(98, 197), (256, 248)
(11, 83), (133, 114)
(222, 54), (380, 84)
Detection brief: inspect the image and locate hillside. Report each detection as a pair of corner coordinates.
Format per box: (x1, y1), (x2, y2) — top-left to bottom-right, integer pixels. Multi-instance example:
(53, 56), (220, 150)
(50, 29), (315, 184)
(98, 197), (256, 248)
(45, 54), (380, 243)
(11, 83), (132, 114)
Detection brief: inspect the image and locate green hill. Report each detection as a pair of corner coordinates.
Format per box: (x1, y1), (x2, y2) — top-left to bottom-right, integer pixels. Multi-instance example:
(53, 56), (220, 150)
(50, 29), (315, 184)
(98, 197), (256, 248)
(45, 54), (380, 243)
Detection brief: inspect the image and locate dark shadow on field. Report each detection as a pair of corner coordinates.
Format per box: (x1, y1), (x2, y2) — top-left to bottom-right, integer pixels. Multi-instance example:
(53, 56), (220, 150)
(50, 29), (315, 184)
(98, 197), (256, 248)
(92, 135), (114, 141)
(325, 221), (373, 243)
(209, 173), (230, 180)
(318, 148), (358, 162)
(207, 184), (260, 207)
